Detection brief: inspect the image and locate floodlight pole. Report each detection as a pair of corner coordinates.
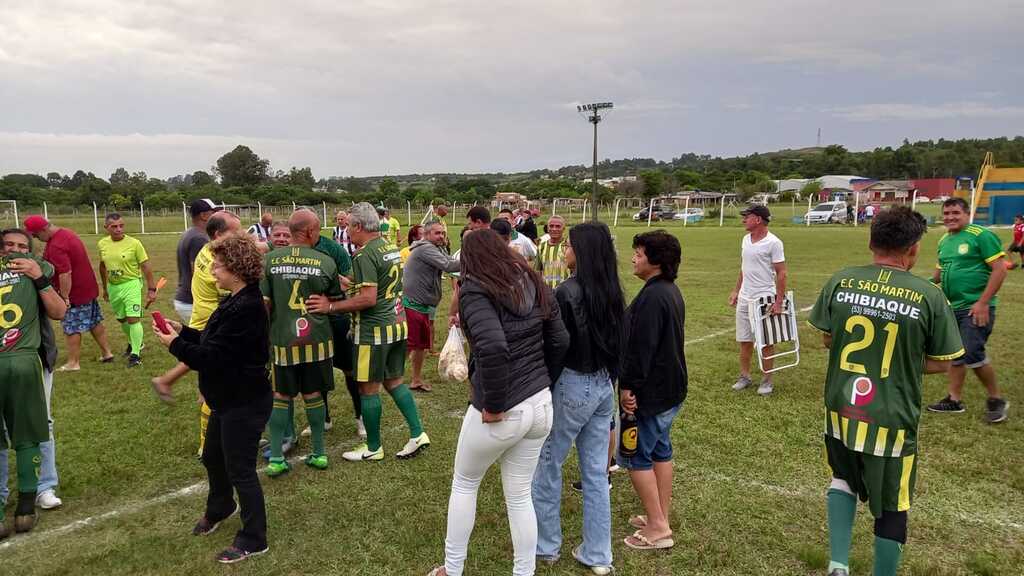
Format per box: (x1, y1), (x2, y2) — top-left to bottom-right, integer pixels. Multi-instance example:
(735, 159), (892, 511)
(578, 102), (613, 221)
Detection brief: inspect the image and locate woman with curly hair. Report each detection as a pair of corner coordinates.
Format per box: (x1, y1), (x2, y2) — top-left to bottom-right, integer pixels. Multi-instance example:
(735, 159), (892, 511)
(152, 234), (272, 564)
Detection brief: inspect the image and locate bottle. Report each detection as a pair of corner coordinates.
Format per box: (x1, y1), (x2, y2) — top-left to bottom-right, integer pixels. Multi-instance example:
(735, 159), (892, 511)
(619, 410), (638, 458)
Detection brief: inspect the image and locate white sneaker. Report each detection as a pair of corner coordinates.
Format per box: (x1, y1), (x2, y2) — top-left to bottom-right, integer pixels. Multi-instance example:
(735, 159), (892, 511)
(36, 489), (63, 510)
(300, 420), (334, 437)
(396, 432), (430, 459)
(732, 375), (752, 391)
(356, 417), (367, 439)
(757, 379), (774, 396)
(573, 545), (614, 575)
(342, 443), (384, 462)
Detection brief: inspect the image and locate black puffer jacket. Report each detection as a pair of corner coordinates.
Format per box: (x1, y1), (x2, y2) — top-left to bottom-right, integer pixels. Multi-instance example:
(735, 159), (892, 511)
(458, 273), (569, 414)
(555, 277), (620, 381)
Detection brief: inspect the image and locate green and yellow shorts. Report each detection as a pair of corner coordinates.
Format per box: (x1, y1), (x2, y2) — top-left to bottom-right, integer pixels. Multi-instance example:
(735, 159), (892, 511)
(352, 340), (407, 383)
(272, 358), (335, 398)
(0, 353), (48, 449)
(108, 278), (143, 319)
(825, 435), (918, 518)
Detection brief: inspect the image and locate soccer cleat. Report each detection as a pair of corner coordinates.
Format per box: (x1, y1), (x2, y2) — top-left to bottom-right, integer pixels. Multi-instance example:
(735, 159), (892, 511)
(573, 544), (614, 575)
(265, 460), (291, 478)
(356, 417), (367, 439)
(927, 395), (966, 413)
(731, 375), (752, 391)
(127, 354), (142, 368)
(122, 344), (144, 358)
(396, 433), (431, 459)
(757, 379), (774, 396)
(304, 454), (329, 470)
(300, 420), (334, 437)
(14, 513), (36, 534)
(342, 443), (384, 462)
(216, 545), (268, 564)
(36, 490), (62, 510)
(261, 437), (295, 461)
(985, 398), (1009, 424)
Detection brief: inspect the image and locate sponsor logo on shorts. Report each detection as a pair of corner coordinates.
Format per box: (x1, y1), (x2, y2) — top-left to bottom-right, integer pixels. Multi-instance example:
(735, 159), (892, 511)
(849, 376), (876, 407)
(132, 304), (141, 313)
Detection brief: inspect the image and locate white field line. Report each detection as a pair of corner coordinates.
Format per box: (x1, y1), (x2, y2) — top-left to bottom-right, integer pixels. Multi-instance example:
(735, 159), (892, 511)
(4, 308), (1019, 552)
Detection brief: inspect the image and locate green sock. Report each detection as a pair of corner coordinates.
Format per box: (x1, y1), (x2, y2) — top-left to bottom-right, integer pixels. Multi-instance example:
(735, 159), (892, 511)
(827, 488), (857, 574)
(388, 384), (423, 438)
(127, 321), (144, 355)
(873, 536), (903, 576)
(304, 396), (326, 456)
(286, 400), (296, 441)
(16, 445), (42, 493)
(361, 394), (383, 451)
(269, 399), (292, 460)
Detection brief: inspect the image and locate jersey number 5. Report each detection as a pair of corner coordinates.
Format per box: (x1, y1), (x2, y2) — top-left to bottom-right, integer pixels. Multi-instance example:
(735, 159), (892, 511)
(839, 315), (899, 378)
(0, 285), (24, 329)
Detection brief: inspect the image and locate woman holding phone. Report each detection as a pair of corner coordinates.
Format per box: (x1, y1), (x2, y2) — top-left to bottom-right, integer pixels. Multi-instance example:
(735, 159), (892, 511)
(151, 235), (272, 564)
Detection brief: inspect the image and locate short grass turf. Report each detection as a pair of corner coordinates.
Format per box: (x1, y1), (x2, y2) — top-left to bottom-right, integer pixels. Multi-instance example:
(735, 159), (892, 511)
(1, 219), (1021, 575)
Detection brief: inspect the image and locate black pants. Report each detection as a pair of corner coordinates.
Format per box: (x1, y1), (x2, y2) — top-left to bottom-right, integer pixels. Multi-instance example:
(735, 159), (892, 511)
(202, 393), (273, 552)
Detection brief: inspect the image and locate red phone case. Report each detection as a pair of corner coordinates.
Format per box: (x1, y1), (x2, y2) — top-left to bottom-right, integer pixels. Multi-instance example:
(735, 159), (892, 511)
(153, 311), (171, 335)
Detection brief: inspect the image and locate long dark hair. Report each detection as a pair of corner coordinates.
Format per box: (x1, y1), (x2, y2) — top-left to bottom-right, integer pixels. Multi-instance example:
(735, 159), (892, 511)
(569, 222), (625, 373)
(460, 229), (550, 315)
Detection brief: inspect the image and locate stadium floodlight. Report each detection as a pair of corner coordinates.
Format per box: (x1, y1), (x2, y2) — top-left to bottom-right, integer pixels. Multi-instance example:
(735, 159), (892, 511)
(577, 102), (614, 221)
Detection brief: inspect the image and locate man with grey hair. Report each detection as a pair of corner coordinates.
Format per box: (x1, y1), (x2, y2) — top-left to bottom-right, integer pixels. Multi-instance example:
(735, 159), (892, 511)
(403, 220), (460, 391)
(307, 202), (429, 462)
(536, 215), (568, 288)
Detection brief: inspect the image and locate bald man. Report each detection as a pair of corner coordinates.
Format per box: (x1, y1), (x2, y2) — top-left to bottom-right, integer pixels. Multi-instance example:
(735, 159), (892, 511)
(248, 212), (273, 243)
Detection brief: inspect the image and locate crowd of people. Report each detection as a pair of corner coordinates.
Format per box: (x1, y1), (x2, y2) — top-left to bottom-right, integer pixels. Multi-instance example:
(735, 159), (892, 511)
(0, 196), (1013, 575)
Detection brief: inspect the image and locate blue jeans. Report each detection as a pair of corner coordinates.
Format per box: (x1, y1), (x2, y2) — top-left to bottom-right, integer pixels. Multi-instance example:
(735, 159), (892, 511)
(1, 369), (59, 502)
(532, 368), (614, 567)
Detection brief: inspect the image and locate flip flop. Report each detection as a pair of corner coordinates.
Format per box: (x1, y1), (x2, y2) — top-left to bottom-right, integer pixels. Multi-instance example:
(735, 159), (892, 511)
(58, 365), (81, 372)
(99, 355), (115, 363)
(628, 515), (648, 529)
(410, 384), (433, 393)
(426, 567), (446, 576)
(624, 530), (674, 550)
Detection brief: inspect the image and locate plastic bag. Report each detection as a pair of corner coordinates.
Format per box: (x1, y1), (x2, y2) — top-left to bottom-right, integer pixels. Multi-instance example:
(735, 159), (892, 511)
(439, 326), (469, 382)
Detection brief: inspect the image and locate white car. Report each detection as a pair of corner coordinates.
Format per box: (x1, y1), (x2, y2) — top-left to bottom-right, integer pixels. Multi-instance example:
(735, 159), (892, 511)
(671, 208), (705, 222)
(804, 201), (848, 224)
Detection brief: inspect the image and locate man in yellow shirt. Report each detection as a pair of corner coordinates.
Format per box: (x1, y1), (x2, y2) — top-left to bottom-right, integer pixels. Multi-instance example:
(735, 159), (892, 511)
(97, 213), (156, 368)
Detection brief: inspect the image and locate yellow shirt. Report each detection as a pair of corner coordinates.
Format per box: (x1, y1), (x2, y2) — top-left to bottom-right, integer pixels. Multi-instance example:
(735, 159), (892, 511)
(97, 235), (148, 285)
(189, 245), (230, 330)
(400, 246), (411, 266)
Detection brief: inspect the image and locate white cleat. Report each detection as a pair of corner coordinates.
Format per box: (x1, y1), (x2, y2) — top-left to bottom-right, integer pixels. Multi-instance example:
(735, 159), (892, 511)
(36, 489), (63, 510)
(396, 433), (431, 459)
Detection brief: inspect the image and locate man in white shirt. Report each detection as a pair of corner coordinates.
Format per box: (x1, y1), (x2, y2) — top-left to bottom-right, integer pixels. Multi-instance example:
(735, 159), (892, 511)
(497, 208), (537, 263)
(729, 205), (787, 395)
(247, 211), (273, 242)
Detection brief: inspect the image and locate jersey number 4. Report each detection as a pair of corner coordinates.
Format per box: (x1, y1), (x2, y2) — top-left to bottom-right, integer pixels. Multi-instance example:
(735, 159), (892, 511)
(288, 281), (308, 315)
(839, 315), (899, 378)
(0, 285), (24, 329)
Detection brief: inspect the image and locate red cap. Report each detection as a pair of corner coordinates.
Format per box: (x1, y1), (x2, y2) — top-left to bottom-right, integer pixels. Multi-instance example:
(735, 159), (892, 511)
(23, 215), (49, 234)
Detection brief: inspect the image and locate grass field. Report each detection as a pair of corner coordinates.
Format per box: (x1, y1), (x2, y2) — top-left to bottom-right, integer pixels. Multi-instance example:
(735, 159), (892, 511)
(1, 219), (1021, 575)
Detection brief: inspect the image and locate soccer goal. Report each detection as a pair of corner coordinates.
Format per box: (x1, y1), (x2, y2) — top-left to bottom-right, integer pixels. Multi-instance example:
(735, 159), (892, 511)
(0, 200), (18, 229)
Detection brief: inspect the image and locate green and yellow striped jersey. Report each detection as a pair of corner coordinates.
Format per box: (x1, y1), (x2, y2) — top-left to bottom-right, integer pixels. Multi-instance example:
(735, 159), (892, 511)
(351, 236), (407, 345)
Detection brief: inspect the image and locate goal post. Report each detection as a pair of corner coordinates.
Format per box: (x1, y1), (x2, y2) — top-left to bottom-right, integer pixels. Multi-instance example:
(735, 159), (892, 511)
(0, 200), (18, 229)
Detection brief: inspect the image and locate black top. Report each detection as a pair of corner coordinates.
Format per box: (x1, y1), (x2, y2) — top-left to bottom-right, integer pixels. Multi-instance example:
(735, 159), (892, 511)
(459, 273), (569, 414)
(555, 277), (620, 381)
(516, 217), (538, 241)
(170, 283), (271, 412)
(175, 227), (208, 303)
(619, 276), (687, 417)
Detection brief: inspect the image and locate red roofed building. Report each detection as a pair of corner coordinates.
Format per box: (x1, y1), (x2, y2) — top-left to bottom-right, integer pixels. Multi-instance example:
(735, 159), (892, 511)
(911, 178), (955, 200)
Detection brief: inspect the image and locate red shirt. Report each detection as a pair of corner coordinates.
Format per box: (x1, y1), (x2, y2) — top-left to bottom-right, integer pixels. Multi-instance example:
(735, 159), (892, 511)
(43, 228), (100, 306)
(1014, 222), (1024, 244)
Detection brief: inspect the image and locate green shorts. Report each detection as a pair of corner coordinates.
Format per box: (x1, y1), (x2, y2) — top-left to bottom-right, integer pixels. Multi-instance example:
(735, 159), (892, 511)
(353, 340), (407, 383)
(108, 279), (143, 319)
(825, 435), (918, 518)
(272, 359), (334, 398)
(0, 354), (48, 449)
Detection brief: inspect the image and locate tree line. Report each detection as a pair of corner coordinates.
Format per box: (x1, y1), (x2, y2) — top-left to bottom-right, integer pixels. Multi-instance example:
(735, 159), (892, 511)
(2, 137), (1022, 211)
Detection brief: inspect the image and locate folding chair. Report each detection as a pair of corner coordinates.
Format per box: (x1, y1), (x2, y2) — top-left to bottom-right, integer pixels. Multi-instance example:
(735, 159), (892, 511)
(748, 290), (800, 374)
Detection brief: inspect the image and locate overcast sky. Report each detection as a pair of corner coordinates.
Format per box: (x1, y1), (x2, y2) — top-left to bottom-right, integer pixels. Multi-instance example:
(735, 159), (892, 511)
(1, 0), (1022, 179)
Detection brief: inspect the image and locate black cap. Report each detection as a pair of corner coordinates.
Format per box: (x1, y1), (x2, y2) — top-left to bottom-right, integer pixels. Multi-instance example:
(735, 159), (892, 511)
(489, 219), (512, 238)
(740, 204), (771, 222)
(189, 198), (222, 217)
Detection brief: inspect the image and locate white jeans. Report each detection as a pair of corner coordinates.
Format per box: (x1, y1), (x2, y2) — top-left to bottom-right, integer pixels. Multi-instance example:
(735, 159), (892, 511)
(444, 388), (553, 576)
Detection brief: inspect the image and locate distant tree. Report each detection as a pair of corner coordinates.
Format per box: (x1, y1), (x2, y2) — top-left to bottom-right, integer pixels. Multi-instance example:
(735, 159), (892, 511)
(69, 170), (91, 190)
(46, 172), (65, 188)
(215, 145), (269, 187)
(110, 167), (130, 186)
(800, 180), (822, 200)
(191, 170), (215, 187)
(282, 166), (315, 189)
(1, 174), (49, 188)
(378, 177), (400, 198)
(638, 169), (665, 199)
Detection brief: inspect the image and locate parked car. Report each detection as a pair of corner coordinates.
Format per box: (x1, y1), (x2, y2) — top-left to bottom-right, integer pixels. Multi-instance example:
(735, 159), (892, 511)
(804, 201), (848, 224)
(914, 196), (932, 203)
(633, 206), (676, 221)
(672, 208), (705, 223)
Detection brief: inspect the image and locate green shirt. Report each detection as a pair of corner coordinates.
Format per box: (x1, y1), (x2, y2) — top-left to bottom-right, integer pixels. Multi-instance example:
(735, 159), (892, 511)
(314, 235), (353, 277)
(809, 265), (963, 457)
(935, 224), (1005, 310)
(0, 255), (54, 356)
(351, 236), (407, 345)
(261, 246), (342, 366)
(97, 235), (149, 284)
